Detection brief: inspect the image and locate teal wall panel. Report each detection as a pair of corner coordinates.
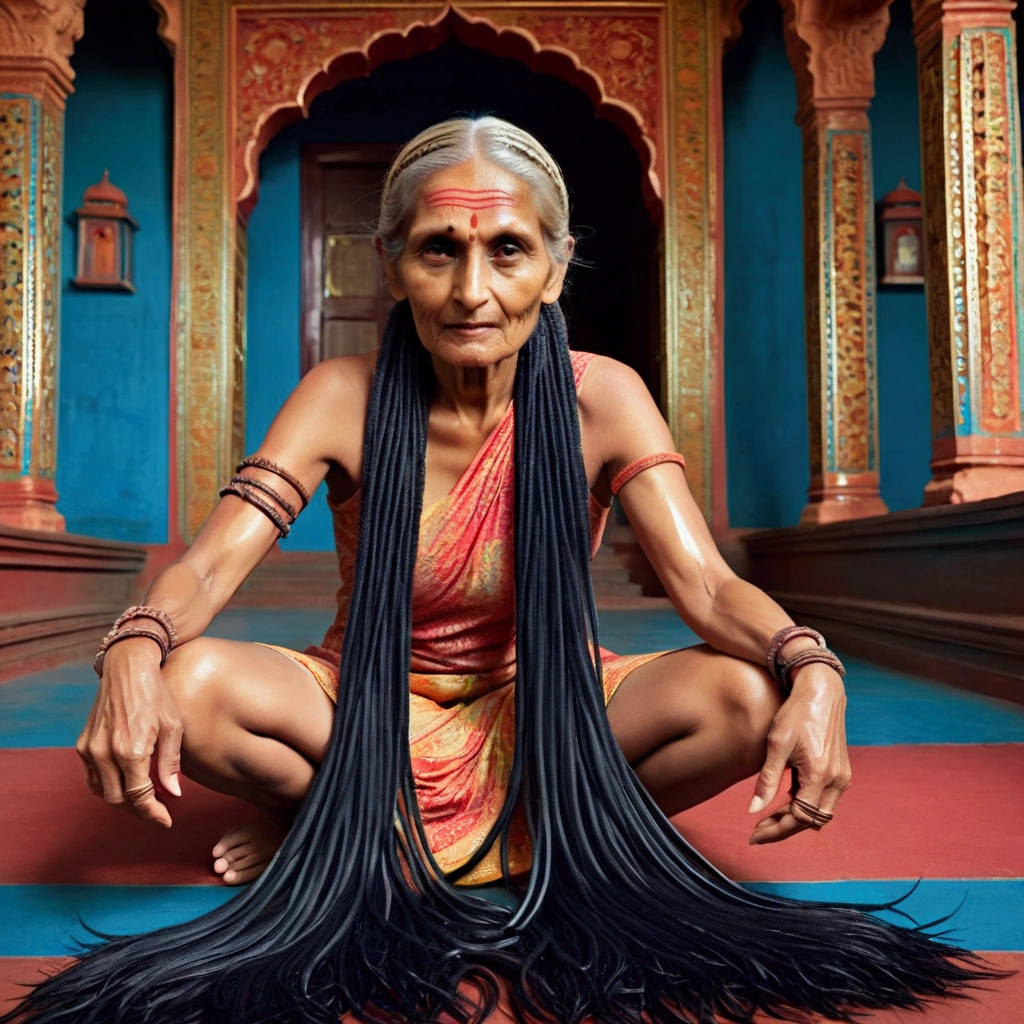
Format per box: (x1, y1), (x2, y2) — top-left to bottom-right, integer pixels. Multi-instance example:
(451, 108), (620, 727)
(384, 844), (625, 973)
(722, 1), (807, 530)
(57, 0), (171, 543)
(724, 0), (931, 528)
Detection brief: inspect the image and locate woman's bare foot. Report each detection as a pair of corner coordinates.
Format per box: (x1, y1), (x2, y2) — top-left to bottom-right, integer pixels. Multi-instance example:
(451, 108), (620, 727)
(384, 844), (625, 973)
(211, 818), (287, 885)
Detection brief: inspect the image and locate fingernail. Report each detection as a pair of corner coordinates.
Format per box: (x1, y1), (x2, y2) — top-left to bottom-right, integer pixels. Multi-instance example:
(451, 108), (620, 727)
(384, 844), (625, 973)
(748, 795), (765, 814)
(170, 773), (181, 797)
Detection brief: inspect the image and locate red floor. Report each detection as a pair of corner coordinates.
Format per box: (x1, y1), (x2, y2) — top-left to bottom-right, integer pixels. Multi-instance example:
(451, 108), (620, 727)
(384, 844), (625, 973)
(3, 744), (1022, 885)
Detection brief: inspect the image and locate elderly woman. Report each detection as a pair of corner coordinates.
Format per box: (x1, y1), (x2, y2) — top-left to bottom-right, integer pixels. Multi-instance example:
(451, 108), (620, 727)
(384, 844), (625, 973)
(6, 117), (997, 1024)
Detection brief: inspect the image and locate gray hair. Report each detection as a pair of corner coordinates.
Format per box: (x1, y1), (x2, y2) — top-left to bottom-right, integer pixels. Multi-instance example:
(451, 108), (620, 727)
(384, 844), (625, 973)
(376, 116), (573, 267)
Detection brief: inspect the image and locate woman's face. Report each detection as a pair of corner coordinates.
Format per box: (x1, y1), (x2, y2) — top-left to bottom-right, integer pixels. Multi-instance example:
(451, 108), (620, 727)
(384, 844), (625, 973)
(385, 157), (570, 369)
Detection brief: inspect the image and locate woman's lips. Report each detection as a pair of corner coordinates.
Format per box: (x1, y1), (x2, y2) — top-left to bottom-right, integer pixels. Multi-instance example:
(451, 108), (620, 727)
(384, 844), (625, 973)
(445, 323), (499, 337)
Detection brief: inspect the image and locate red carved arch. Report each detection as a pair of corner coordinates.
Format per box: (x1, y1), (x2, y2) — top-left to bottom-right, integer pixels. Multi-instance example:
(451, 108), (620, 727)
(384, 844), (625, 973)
(234, 4), (665, 222)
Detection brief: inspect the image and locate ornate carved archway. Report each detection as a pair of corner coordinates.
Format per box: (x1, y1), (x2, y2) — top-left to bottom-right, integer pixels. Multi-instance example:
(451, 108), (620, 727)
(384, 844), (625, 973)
(234, 5), (666, 222)
(173, 0), (724, 542)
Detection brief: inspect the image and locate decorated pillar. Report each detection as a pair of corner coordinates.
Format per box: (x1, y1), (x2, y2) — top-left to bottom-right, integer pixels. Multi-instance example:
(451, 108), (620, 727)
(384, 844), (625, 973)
(781, 0), (892, 524)
(0, 0), (84, 530)
(912, 0), (1024, 504)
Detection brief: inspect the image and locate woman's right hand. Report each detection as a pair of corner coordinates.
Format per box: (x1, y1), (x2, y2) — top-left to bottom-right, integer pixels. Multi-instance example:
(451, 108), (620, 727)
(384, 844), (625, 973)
(76, 636), (184, 829)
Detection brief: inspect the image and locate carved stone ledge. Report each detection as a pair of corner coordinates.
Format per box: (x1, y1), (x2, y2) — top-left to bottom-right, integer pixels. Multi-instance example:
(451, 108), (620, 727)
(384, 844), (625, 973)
(0, 0), (85, 95)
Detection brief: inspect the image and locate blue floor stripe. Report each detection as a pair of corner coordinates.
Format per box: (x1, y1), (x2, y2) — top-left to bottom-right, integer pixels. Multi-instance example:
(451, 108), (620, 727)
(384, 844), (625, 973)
(1, 879), (1021, 956)
(3, 609), (1024, 748)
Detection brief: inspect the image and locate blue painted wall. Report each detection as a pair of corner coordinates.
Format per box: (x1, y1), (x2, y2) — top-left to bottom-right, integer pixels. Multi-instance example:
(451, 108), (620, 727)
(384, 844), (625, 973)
(723, 0), (931, 528)
(57, 0), (171, 543)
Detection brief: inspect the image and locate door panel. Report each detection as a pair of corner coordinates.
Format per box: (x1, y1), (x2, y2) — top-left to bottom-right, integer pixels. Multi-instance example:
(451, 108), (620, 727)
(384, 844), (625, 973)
(300, 144), (399, 374)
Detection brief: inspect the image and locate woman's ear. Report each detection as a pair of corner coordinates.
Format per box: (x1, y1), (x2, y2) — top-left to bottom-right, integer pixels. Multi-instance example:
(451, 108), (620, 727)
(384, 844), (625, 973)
(541, 236), (574, 304)
(375, 236), (407, 301)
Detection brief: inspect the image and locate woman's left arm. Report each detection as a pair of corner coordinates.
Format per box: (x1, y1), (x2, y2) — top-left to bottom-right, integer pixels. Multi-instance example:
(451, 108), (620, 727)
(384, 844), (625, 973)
(580, 357), (852, 845)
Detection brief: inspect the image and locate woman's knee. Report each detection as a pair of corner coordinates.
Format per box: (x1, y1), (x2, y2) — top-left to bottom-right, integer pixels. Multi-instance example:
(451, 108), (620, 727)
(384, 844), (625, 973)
(161, 638), (233, 738)
(716, 655), (782, 761)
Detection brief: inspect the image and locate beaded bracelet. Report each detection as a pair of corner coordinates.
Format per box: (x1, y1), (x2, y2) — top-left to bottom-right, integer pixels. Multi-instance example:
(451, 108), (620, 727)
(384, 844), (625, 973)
(765, 625), (826, 683)
(112, 605), (178, 650)
(93, 627), (170, 678)
(778, 647), (846, 697)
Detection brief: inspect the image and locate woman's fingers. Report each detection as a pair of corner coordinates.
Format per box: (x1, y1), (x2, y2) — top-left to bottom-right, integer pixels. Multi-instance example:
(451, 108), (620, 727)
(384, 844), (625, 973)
(749, 803), (809, 844)
(117, 752), (173, 828)
(155, 707), (185, 799)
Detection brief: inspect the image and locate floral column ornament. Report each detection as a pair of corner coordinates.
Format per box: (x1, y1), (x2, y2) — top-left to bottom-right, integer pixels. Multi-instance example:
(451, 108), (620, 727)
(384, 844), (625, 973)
(0, 0), (85, 530)
(912, 0), (1024, 504)
(781, 0), (892, 524)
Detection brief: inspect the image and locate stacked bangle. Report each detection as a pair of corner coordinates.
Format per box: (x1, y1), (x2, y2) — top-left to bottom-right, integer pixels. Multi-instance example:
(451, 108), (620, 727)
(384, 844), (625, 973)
(218, 454), (309, 540)
(93, 605), (178, 679)
(766, 625), (846, 698)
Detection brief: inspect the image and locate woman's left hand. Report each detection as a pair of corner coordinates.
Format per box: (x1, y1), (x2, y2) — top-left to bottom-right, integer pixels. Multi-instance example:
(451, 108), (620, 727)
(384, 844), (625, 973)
(746, 665), (852, 845)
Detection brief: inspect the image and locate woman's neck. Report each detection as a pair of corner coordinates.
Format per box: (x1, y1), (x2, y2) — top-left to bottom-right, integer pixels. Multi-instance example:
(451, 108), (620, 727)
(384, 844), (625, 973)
(430, 351), (519, 426)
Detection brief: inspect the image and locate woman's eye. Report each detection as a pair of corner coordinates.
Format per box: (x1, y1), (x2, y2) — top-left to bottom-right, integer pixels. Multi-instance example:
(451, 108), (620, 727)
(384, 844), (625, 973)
(494, 242), (522, 260)
(422, 239), (453, 259)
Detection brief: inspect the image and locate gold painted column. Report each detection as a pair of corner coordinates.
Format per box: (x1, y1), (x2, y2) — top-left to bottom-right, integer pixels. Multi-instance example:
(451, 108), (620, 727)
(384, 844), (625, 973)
(0, 0), (84, 530)
(912, 0), (1024, 504)
(782, 0), (892, 525)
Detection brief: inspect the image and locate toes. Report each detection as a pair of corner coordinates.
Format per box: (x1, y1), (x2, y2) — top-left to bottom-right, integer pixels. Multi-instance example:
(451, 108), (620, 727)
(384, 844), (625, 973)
(222, 856), (270, 885)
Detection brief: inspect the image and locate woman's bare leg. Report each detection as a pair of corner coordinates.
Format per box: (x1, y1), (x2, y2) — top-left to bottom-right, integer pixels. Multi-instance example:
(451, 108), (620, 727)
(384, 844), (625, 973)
(161, 637), (335, 884)
(605, 643), (782, 817)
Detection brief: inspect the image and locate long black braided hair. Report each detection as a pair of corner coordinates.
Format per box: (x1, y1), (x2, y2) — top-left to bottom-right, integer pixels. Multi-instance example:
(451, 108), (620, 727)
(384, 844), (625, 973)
(1, 122), (1007, 1024)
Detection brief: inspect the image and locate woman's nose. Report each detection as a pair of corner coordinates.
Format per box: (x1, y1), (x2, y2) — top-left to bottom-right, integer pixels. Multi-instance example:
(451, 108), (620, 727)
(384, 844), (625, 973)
(452, 247), (489, 310)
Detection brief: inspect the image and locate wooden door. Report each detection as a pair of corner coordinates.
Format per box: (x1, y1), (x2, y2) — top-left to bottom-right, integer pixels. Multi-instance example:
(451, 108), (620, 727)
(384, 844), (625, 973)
(300, 144), (399, 375)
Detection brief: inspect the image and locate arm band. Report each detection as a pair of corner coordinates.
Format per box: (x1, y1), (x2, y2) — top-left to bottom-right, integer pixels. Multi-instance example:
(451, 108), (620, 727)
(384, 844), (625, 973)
(610, 452), (687, 497)
(236, 455), (311, 509)
(220, 482), (292, 538)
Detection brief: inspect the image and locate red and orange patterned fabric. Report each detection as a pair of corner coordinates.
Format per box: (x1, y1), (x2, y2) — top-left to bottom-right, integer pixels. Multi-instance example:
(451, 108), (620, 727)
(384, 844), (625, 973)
(259, 351), (672, 885)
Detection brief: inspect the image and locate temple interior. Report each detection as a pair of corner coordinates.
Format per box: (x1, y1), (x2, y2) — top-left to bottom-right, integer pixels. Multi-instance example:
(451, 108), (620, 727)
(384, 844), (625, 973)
(1, 0), (1023, 1019)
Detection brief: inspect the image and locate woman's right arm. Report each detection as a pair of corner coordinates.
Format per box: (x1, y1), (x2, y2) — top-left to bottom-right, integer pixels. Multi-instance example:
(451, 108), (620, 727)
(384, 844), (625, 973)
(76, 356), (370, 830)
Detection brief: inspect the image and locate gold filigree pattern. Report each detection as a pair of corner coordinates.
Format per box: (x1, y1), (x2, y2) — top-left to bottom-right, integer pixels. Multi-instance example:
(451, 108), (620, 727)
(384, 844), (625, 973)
(967, 31), (1019, 432)
(665, 0), (716, 520)
(0, 98), (28, 474)
(181, 0), (231, 539)
(232, 219), (247, 471)
(917, 36), (954, 439)
(829, 132), (870, 472)
(36, 102), (60, 478)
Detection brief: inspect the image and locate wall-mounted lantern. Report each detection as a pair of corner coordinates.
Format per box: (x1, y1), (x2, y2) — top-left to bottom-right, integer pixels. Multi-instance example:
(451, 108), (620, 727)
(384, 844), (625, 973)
(878, 177), (923, 286)
(71, 170), (139, 293)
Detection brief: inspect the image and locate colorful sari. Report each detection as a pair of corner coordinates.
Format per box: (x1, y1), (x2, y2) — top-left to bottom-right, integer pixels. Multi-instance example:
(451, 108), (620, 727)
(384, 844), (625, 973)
(260, 351), (673, 885)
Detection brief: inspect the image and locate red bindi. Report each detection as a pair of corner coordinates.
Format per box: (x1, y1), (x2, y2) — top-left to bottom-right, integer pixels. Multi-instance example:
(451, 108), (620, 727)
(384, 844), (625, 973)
(470, 213), (478, 228)
(469, 234), (475, 242)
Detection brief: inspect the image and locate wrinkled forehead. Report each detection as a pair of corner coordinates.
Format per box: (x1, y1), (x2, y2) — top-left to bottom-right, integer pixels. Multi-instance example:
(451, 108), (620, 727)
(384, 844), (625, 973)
(413, 159), (532, 216)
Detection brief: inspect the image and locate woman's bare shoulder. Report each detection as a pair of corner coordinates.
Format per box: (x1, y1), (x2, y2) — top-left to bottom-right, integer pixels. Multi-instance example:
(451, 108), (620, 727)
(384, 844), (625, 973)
(576, 354), (658, 421)
(575, 353), (675, 467)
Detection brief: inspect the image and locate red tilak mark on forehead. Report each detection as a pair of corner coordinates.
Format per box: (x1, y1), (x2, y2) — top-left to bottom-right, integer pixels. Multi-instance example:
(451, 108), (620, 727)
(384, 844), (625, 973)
(424, 188), (518, 210)
(470, 213), (478, 229)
